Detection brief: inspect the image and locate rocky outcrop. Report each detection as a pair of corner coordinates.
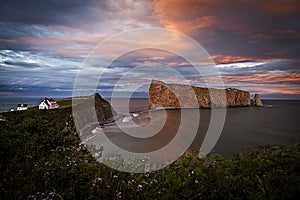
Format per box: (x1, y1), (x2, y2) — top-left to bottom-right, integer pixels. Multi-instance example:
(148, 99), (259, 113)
(149, 80), (251, 109)
(252, 94), (263, 107)
(225, 88), (251, 107)
(73, 93), (118, 133)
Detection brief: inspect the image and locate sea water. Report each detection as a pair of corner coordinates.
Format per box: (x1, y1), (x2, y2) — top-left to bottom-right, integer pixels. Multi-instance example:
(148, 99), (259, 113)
(100, 99), (300, 157)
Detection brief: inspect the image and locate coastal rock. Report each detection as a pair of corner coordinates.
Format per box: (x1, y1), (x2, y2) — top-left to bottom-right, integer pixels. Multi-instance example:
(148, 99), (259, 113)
(93, 93), (118, 122)
(73, 93), (118, 133)
(226, 88), (251, 107)
(252, 94), (263, 107)
(149, 80), (251, 109)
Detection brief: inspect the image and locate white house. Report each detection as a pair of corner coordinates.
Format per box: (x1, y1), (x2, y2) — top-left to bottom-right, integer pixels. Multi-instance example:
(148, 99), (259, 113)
(17, 104), (28, 111)
(38, 98), (59, 110)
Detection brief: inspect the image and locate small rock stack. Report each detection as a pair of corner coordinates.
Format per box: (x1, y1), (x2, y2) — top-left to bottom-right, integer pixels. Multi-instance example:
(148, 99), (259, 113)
(251, 94), (263, 107)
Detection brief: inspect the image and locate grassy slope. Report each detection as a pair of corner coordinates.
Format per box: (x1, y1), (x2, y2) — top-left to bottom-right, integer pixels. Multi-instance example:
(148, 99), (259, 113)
(57, 99), (73, 107)
(57, 96), (90, 108)
(0, 106), (299, 199)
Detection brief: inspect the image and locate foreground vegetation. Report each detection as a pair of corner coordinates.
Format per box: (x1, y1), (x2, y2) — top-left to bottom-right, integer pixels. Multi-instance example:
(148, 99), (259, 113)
(0, 107), (299, 199)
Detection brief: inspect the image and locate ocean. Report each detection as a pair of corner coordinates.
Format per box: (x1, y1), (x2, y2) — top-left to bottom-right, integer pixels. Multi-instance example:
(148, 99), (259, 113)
(101, 99), (300, 158)
(213, 100), (300, 157)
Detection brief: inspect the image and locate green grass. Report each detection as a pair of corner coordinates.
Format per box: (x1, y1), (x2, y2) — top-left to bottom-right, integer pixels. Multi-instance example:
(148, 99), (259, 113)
(57, 97), (90, 108)
(57, 99), (73, 107)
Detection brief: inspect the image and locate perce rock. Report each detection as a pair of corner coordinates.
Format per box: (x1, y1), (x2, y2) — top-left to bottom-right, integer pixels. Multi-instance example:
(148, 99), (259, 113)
(149, 80), (251, 109)
(252, 94), (263, 107)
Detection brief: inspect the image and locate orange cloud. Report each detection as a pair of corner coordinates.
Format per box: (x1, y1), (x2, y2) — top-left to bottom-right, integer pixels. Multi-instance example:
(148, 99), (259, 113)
(188, 73), (300, 95)
(221, 73), (300, 85)
(153, 0), (219, 32)
(166, 62), (190, 67)
(210, 55), (264, 64)
(251, 88), (300, 95)
(137, 56), (166, 61)
(153, 0), (300, 45)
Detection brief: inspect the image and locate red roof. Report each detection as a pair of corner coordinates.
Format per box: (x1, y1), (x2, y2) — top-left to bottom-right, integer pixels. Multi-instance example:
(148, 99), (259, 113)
(17, 104), (27, 107)
(47, 98), (56, 102)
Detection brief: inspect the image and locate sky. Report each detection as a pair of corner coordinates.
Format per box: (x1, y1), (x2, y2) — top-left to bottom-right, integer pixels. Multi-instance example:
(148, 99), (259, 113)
(0, 0), (299, 99)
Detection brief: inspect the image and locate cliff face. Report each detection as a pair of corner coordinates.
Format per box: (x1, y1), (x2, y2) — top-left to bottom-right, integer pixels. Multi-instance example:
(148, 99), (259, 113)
(73, 93), (118, 133)
(149, 80), (251, 109)
(225, 88), (251, 107)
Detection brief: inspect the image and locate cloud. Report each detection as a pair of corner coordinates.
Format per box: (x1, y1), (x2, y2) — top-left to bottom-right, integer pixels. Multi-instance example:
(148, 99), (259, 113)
(0, 50), (78, 96)
(0, 0), (163, 97)
(0, 0), (156, 32)
(0, 0), (111, 28)
(153, 0), (300, 61)
(211, 55), (264, 64)
(0, 0), (158, 57)
(154, 0), (229, 32)
(215, 60), (300, 96)
(221, 74), (300, 85)
(0, 0), (299, 99)
(217, 60), (300, 75)
(261, 0), (300, 15)
(1, 49), (299, 98)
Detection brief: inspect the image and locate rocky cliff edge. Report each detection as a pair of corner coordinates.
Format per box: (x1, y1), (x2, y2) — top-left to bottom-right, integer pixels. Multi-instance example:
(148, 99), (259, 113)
(149, 80), (254, 109)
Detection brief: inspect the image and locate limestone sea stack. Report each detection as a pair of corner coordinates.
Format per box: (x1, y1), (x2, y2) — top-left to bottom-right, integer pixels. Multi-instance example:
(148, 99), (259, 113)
(149, 80), (251, 109)
(252, 94), (263, 107)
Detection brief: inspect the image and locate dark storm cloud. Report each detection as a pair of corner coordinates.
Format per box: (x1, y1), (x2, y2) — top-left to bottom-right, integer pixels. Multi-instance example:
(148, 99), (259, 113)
(0, 0), (155, 30)
(0, 0), (102, 52)
(0, 0), (156, 53)
(0, 0), (100, 26)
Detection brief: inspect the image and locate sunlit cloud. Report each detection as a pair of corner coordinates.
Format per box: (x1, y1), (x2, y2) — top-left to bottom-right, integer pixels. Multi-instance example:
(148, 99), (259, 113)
(211, 55), (265, 64)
